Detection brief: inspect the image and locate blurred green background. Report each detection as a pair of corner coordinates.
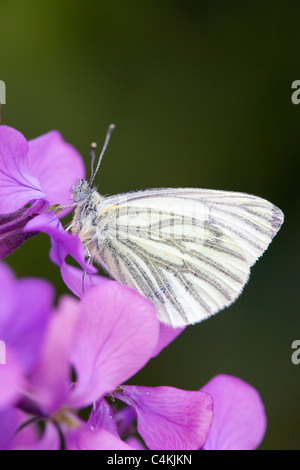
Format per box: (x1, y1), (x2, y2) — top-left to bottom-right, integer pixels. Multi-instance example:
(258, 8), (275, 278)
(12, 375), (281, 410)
(0, 0), (299, 449)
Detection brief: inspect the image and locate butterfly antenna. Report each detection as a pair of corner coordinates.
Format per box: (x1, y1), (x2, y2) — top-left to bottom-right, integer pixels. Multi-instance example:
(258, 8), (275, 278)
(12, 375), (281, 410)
(89, 124), (116, 185)
(89, 142), (97, 182)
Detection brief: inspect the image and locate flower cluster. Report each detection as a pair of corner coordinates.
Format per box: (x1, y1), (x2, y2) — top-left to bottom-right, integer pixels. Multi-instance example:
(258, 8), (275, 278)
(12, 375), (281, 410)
(0, 126), (267, 450)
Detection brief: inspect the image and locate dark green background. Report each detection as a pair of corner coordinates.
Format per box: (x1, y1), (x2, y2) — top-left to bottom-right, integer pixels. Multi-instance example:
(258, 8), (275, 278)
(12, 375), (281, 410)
(1, 1), (299, 449)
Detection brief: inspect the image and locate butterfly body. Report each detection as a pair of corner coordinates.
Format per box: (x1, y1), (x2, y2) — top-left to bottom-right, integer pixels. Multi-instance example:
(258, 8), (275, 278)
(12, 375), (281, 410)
(71, 177), (284, 327)
(71, 179), (103, 247)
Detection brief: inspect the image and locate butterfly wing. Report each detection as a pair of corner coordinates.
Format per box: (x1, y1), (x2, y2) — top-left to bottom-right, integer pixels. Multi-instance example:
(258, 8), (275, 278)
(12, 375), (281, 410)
(88, 188), (283, 327)
(101, 188), (284, 266)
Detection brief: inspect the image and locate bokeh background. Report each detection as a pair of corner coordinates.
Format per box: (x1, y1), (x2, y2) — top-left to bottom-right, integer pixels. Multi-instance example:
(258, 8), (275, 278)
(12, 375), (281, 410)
(0, 0), (299, 449)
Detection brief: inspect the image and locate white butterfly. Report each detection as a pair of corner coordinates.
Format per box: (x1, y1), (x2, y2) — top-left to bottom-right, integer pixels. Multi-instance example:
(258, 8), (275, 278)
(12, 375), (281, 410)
(70, 125), (284, 328)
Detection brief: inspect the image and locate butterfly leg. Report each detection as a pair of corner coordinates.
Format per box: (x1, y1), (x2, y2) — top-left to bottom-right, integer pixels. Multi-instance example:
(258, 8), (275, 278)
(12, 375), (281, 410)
(64, 221), (76, 232)
(82, 246), (92, 295)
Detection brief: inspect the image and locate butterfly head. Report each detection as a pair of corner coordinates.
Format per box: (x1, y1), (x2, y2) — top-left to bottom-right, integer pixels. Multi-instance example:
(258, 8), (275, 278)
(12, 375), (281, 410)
(72, 179), (93, 204)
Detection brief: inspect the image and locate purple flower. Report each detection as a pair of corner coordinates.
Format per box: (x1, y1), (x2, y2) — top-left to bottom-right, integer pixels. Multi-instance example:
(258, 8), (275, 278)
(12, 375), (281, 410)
(2, 278), (212, 450)
(89, 374), (267, 451)
(201, 374), (267, 450)
(0, 262), (54, 449)
(0, 125), (94, 276)
(0, 262), (266, 450)
(109, 385), (213, 450)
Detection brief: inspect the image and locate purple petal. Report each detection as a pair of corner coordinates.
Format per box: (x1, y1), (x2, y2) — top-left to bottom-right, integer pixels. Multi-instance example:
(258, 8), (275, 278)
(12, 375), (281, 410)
(201, 374), (267, 450)
(24, 212), (96, 274)
(67, 282), (160, 408)
(28, 131), (85, 217)
(152, 324), (185, 357)
(0, 126), (46, 213)
(114, 406), (136, 437)
(125, 437), (146, 450)
(0, 407), (18, 450)
(0, 345), (24, 409)
(0, 228), (36, 260)
(0, 201), (47, 259)
(60, 291), (184, 356)
(65, 426), (135, 450)
(115, 385), (213, 450)
(0, 262), (54, 373)
(11, 418), (60, 450)
(0, 262), (17, 328)
(30, 296), (80, 413)
(3, 280), (53, 373)
(0, 200), (47, 239)
(88, 398), (119, 437)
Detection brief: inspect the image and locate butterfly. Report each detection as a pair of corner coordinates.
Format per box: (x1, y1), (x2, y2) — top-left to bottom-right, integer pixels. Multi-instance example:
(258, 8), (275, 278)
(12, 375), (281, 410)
(70, 125), (284, 328)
